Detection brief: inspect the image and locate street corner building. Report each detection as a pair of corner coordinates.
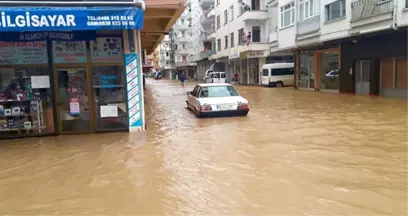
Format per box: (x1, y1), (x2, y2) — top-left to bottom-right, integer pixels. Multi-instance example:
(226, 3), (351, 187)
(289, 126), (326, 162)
(0, 0), (181, 139)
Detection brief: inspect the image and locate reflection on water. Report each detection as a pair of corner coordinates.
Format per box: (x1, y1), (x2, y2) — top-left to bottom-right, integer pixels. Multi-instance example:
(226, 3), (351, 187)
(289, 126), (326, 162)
(0, 80), (406, 215)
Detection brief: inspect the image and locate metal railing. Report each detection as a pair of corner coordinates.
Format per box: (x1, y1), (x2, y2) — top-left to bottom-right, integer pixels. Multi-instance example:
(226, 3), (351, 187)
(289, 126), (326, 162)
(200, 50), (216, 59)
(238, 3), (267, 16)
(351, 0), (394, 22)
(239, 37), (269, 45)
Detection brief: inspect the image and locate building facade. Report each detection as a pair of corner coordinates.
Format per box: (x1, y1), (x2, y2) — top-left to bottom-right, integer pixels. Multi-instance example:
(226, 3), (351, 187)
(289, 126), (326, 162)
(271, 0), (407, 98)
(159, 0), (196, 79)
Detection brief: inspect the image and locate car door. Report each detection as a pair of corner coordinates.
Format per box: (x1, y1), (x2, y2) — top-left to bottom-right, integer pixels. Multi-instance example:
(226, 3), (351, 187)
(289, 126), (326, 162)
(188, 85), (199, 106)
(213, 72), (221, 83)
(193, 86), (202, 110)
(220, 73), (226, 83)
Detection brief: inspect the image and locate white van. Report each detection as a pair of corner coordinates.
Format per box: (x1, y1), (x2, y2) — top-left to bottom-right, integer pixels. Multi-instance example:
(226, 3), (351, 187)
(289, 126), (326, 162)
(261, 63), (294, 87)
(205, 72), (227, 83)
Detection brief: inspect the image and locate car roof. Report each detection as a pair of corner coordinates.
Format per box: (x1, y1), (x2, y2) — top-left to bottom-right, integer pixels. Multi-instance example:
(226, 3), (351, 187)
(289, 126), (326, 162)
(197, 83), (232, 87)
(262, 63), (294, 69)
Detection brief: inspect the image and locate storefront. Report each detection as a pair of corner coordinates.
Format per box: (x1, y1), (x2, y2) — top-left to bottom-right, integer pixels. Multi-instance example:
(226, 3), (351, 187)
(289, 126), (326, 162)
(0, 2), (145, 138)
(295, 47), (340, 92)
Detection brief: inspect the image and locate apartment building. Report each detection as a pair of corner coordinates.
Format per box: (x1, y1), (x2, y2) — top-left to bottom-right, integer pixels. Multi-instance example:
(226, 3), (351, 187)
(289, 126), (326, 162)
(160, 0), (196, 79)
(210, 0), (276, 84)
(160, 34), (176, 79)
(270, 0), (407, 98)
(186, 0), (217, 81)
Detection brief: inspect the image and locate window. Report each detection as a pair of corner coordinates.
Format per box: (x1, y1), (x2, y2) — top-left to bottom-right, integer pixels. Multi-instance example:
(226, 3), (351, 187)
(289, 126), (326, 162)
(224, 10), (228, 24)
(325, 0), (346, 22)
(271, 68), (294, 76)
(262, 69), (269, 76)
(212, 73), (220, 78)
(199, 86), (239, 98)
(216, 15), (221, 29)
(238, 28), (244, 45)
(299, 0), (314, 21)
(182, 44), (186, 49)
(252, 26), (261, 42)
(180, 18), (185, 24)
(217, 39), (221, 51)
(280, 2), (295, 28)
(224, 36), (228, 49)
(166, 52), (169, 57)
(221, 73), (226, 78)
(230, 33), (235, 47)
(217, 0), (220, 5)
(230, 5), (234, 21)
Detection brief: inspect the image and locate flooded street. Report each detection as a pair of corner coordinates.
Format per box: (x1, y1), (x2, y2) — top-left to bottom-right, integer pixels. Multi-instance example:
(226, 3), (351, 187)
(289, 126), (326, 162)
(0, 79), (407, 215)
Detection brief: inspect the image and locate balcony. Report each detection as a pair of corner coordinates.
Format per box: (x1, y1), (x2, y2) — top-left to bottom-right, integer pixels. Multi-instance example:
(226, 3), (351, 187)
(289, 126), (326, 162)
(351, 0), (393, 25)
(200, 6), (215, 26)
(297, 15), (321, 36)
(238, 4), (268, 21)
(236, 37), (269, 53)
(176, 23), (189, 30)
(176, 61), (188, 67)
(200, 50), (216, 59)
(177, 36), (189, 43)
(199, 0), (214, 9)
(179, 48), (189, 55)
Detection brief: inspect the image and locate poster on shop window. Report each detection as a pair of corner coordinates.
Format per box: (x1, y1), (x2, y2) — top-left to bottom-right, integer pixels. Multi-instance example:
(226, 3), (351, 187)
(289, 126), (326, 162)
(90, 37), (123, 62)
(52, 41), (87, 63)
(0, 41), (48, 65)
(125, 53), (143, 131)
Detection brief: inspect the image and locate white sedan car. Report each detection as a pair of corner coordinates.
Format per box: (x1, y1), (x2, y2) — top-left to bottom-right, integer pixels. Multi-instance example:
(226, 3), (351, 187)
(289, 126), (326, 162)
(186, 83), (249, 118)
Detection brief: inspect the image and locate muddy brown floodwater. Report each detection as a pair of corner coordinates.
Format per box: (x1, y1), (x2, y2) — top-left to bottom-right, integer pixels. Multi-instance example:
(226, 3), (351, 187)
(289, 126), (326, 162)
(0, 79), (407, 215)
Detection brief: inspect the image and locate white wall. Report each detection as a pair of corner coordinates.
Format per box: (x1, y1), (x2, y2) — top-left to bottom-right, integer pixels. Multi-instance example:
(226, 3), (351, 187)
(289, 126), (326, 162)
(319, 0), (351, 42)
(277, 0), (296, 50)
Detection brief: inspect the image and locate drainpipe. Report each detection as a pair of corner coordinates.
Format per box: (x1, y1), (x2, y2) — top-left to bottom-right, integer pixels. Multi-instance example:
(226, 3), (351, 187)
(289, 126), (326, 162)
(391, 0), (398, 30)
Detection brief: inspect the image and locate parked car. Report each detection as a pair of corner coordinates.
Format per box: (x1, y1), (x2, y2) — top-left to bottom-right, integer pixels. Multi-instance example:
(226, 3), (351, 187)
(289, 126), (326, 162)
(325, 70), (339, 78)
(205, 72), (227, 83)
(186, 83), (249, 118)
(261, 63), (294, 87)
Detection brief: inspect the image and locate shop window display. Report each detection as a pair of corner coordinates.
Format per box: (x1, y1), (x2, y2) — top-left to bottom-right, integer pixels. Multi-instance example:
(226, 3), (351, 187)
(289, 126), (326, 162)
(92, 66), (128, 131)
(319, 52), (340, 90)
(298, 53), (315, 89)
(0, 67), (54, 137)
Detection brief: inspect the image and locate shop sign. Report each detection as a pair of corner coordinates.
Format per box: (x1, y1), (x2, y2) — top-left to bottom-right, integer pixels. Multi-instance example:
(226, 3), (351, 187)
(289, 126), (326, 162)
(125, 53), (143, 130)
(0, 6), (144, 32)
(229, 52), (240, 60)
(52, 41), (87, 63)
(0, 41), (48, 65)
(90, 37), (123, 62)
(0, 31), (96, 42)
(248, 51), (267, 58)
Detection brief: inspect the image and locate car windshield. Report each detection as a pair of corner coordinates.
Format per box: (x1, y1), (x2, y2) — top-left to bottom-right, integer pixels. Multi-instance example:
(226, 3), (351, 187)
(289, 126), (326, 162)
(200, 86), (239, 98)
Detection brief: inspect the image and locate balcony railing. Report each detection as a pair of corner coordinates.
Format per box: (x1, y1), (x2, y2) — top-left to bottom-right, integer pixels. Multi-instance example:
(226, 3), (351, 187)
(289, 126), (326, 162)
(200, 6), (215, 25)
(297, 15), (320, 35)
(239, 37), (269, 45)
(200, 50), (216, 59)
(238, 3), (267, 16)
(351, 0), (394, 22)
(199, 0), (214, 9)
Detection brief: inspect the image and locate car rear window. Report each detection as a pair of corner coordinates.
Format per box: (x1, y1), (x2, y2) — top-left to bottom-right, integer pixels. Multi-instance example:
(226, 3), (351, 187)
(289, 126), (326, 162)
(200, 86), (239, 98)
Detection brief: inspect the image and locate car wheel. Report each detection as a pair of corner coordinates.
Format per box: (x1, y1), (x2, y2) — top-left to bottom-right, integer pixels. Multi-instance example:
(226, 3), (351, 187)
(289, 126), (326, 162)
(194, 107), (202, 118)
(276, 81), (284, 88)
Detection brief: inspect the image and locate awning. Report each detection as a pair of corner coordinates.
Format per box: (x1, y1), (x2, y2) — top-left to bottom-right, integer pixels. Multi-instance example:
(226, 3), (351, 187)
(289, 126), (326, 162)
(0, 6), (144, 32)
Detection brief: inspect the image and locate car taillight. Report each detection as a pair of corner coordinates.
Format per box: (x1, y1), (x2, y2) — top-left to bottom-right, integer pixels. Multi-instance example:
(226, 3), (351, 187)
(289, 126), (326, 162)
(237, 103), (249, 110)
(201, 104), (212, 111)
